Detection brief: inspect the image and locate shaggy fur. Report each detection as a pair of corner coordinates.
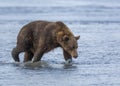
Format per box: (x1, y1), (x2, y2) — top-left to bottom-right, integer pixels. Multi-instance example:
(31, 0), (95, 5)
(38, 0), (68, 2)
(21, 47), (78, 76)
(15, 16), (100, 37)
(12, 20), (80, 62)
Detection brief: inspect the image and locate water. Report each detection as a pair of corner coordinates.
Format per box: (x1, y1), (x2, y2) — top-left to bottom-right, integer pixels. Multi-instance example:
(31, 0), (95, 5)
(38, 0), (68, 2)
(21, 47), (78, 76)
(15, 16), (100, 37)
(0, 0), (120, 86)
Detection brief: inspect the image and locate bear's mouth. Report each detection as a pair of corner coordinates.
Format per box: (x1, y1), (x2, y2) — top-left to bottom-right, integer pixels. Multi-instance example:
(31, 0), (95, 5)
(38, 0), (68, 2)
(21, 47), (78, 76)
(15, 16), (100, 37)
(71, 49), (78, 58)
(72, 55), (78, 58)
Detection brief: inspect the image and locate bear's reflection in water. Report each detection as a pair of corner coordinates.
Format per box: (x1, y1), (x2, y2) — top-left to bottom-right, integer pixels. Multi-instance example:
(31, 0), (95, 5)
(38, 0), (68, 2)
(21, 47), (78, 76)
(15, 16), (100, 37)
(13, 61), (77, 70)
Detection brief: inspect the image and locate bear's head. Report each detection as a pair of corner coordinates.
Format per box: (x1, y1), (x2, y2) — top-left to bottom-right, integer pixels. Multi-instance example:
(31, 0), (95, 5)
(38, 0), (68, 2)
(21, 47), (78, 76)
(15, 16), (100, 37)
(56, 29), (80, 58)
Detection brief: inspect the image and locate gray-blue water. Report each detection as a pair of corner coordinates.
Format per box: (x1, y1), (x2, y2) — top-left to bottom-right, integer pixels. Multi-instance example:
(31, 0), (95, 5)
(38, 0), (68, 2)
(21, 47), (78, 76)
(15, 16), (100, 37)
(0, 0), (120, 86)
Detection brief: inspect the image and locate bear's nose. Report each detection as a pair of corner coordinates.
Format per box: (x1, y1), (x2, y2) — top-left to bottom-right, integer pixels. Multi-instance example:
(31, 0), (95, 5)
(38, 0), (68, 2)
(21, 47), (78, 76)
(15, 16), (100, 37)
(71, 49), (78, 58)
(73, 54), (78, 58)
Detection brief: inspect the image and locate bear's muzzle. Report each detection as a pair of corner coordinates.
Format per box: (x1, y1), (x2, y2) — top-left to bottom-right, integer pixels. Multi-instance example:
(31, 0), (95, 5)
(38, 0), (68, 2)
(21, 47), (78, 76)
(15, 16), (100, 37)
(71, 49), (78, 58)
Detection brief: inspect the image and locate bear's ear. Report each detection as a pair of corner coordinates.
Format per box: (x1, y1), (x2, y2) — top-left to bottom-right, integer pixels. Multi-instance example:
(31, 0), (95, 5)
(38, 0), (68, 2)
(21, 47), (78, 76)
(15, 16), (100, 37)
(63, 35), (69, 42)
(75, 35), (80, 40)
(56, 31), (64, 42)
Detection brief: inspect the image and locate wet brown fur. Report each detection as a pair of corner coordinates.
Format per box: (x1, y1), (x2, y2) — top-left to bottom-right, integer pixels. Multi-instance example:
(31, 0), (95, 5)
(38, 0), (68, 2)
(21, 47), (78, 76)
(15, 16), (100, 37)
(12, 20), (80, 62)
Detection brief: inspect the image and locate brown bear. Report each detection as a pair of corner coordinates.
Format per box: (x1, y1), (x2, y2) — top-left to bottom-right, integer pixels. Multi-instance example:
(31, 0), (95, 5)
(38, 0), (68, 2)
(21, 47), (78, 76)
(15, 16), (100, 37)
(12, 20), (80, 63)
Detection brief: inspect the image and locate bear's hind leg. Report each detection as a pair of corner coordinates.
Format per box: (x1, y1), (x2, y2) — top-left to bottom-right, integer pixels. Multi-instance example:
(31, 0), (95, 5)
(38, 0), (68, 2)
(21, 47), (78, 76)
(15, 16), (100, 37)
(12, 44), (26, 62)
(12, 47), (22, 62)
(24, 51), (33, 62)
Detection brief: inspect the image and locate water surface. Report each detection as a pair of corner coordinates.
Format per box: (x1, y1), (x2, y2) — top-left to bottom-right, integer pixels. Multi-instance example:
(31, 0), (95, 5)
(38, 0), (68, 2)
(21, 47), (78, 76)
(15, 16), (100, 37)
(0, 0), (120, 86)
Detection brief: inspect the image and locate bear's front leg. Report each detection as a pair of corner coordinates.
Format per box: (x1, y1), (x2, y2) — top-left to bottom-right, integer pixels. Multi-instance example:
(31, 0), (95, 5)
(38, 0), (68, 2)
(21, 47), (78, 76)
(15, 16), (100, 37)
(63, 50), (72, 63)
(24, 51), (33, 62)
(32, 48), (44, 63)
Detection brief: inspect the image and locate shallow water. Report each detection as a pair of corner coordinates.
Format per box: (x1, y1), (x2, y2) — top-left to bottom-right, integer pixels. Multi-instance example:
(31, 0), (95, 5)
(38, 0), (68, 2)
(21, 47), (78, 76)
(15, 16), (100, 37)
(0, 0), (120, 86)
